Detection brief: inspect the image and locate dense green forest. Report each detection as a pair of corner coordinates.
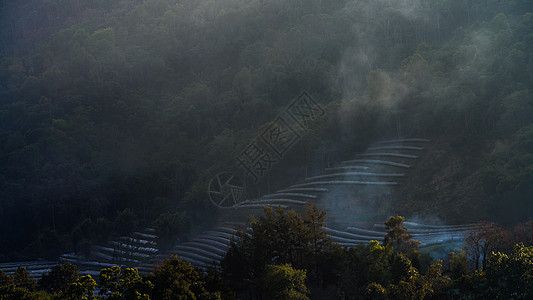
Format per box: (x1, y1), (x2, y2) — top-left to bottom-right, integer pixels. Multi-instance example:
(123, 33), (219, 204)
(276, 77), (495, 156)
(4, 207), (533, 299)
(1, 0), (533, 267)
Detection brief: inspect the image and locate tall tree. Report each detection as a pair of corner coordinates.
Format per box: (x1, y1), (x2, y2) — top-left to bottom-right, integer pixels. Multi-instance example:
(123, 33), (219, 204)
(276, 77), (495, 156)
(222, 205), (339, 294)
(263, 264), (309, 300)
(383, 216), (420, 252)
(38, 263), (80, 295)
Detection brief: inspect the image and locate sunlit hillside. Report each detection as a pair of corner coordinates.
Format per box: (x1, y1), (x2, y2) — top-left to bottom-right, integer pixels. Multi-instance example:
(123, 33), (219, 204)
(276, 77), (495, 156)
(1, 0), (533, 298)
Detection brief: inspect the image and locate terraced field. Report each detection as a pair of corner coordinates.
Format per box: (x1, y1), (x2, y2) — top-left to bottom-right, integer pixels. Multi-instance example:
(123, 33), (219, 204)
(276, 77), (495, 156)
(0, 229), (161, 278)
(0, 261), (58, 279)
(0, 138), (477, 276)
(173, 138), (478, 269)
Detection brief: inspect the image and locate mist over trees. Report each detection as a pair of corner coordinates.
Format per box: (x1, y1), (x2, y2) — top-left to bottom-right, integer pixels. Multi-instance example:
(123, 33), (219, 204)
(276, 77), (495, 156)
(1, 0), (532, 270)
(5, 207), (533, 298)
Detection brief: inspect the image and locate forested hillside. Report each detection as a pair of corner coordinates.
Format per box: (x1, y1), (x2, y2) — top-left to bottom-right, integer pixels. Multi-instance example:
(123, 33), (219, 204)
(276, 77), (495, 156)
(1, 0), (532, 262)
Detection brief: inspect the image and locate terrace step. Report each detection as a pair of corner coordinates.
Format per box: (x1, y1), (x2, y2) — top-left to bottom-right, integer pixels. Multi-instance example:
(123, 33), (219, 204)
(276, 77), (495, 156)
(325, 227), (384, 241)
(305, 172), (404, 181)
(241, 199), (308, 205)
(375, 138), (431, 144)
(342, 159), (411, 169)
(175, 246), (223, 261)
(346, 227), (387, 236)
(357, 152), (418, 159)
(289, 180), (398, 188)
(367, 145), (424, 151)
(195, 234), (233, 245)
(325, 166), (370, 172)
(263, 193), (318, 199)
(277, 187), (329, 193)
(175, 251), (220, 266)
(181, 242), (226, 256)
